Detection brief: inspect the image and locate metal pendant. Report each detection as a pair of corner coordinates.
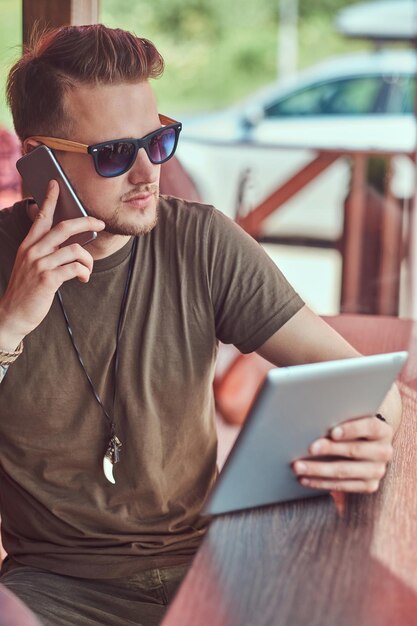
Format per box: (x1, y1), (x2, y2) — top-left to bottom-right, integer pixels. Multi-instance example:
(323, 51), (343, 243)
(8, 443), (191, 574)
(103, 435), (122, 484)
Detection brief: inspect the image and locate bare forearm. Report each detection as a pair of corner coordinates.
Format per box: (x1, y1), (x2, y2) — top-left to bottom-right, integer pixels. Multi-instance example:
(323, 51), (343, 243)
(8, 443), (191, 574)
(258, 306), (404, 434)
(257, 306), (361, 366)
(0, 306), (27, 352)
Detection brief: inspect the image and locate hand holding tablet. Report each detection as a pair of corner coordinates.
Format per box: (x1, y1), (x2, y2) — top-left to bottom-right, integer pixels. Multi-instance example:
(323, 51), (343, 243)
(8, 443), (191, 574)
(204, 351), (407, 516)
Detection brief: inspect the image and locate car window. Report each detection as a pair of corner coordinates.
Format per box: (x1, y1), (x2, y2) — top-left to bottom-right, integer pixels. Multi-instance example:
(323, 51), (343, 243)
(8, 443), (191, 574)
(265, 77), (387, 117)
(384, 75), (416, 114)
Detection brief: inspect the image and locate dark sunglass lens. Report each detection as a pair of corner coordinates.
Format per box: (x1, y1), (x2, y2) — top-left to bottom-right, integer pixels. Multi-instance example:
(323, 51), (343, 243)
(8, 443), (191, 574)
(148, 128), (177, 164)
(97, 142), (135, 176)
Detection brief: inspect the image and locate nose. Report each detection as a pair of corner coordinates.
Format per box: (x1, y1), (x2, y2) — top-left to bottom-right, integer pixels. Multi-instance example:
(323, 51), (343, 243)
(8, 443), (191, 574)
(127, 147), (160, 185)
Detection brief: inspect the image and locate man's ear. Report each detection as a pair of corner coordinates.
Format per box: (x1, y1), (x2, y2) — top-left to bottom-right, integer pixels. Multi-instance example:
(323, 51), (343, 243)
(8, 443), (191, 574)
(22, 138), (42, 154)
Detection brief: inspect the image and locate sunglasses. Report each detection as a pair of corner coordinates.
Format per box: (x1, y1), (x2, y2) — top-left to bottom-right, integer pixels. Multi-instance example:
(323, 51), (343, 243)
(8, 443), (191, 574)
(28, 114), (182, 178)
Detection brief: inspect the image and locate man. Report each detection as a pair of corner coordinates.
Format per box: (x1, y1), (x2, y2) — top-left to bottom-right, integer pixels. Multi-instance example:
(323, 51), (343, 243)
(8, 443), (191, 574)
(0, 24), (401, 626)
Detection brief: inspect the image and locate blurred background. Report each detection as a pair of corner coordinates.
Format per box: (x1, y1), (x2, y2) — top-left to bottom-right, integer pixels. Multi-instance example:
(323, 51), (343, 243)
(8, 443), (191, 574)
(0, 0), (379, 124)
(0, 0), (415, 319)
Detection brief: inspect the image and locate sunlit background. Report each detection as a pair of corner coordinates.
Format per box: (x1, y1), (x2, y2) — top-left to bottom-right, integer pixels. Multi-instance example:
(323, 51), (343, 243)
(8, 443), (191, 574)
(0, 0), (414, 318)
(0, 1), (376, 123)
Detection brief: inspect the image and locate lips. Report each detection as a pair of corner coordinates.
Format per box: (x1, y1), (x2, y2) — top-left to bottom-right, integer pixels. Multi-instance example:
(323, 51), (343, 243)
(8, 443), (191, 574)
(122, 183), (159, 206)
(123, 192), (154, 210)
(125, 192), (152, 202)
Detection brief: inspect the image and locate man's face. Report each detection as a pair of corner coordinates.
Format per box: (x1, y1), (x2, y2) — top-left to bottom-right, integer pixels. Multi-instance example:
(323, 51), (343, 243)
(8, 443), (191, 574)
(57, 81), (161, 237)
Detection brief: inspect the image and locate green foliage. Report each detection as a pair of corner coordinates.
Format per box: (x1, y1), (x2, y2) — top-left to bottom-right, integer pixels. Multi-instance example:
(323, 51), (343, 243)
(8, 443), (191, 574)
(100, 0), (372, 115)
(299, 0), (365, 17)
(150, 0), (220, 40)
(0, 0), (381, 127)
(0, 0), (22, 128)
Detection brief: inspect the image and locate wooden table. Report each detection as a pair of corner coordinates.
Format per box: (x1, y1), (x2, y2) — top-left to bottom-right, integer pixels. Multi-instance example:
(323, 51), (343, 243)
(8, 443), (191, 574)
(163, 314), (417, 626)
(0, 584), (41, 626)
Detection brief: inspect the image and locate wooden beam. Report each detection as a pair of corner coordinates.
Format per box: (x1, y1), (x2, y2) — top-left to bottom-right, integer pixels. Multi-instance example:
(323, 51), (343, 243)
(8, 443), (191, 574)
(236, 154), (339, 237)
(256, 234), (340, 250)
(70, 0), (100, 25)
(340, 154), (367, 313)
(23, 0), (71, 44)
(377, 159), (403, 316)
(22, 0), (99, 45)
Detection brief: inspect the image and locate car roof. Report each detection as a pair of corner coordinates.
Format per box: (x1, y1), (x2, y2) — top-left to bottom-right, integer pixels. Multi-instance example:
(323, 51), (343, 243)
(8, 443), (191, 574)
(336, 0), (417, 41)
(236, 48), (417, 113)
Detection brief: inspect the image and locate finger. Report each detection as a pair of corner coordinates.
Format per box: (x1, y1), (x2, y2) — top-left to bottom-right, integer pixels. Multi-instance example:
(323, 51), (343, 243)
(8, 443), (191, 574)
(59, 261), (92, 284)
(24, 180), (60, 246)
(308, 437), (393, 463)
(40, 261), (93, 291)
(298, 477), (380, 494)
(35, 243), (94, 275)
(28, 215), (105, 258)
(329, 416), (393, 442)
(293, 459), (387, 481)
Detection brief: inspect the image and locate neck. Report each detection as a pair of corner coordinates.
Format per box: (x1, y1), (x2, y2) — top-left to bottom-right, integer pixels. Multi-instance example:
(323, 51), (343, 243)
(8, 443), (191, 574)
(85, 231), (131, 260)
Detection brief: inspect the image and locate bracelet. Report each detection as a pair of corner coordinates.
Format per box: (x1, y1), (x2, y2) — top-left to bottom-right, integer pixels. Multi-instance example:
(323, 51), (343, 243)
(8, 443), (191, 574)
(0, 341), (24, 365)
(375, 413), (387, 423)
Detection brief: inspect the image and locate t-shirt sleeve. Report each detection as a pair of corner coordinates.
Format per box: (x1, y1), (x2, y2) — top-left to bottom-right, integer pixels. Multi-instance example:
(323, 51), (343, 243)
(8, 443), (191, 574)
(206, 207), (305, 353)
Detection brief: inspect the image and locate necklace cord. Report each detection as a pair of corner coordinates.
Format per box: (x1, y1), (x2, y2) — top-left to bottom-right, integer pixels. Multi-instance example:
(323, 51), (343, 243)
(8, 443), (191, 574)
(56, 237), (138, 435)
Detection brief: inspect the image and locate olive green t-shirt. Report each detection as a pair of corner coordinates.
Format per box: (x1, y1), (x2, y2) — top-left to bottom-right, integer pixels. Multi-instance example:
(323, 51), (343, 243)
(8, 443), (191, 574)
(0, 196), (304, 578)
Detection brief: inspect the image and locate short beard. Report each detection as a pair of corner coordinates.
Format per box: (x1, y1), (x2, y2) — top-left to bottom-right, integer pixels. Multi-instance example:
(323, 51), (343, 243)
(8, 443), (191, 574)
(80, 184), (160, 237)
(98, 205), (159, 237)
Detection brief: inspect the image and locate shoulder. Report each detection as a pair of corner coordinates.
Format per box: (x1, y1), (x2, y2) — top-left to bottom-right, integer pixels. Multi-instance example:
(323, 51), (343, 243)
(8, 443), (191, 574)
(0, 199), (32, 242)
(158, 194), (215, 223)
(0, 200), (32, 291)
(156, 195), (218, 246)
(157, 194), (244, 237)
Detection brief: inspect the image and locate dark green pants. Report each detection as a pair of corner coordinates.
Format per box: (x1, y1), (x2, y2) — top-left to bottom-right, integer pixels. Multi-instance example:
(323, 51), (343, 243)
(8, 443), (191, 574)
(0, 561), (189, 626)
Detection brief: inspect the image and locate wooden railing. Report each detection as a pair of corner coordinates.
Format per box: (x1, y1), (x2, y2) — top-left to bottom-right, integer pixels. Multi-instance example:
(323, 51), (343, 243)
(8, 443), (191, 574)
(234, 148), (415, 316)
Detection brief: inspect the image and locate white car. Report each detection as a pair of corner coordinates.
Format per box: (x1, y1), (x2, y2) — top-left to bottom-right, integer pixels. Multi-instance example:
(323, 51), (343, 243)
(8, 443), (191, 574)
(175, 49), (416, 241)
(336, 0), (417, 41)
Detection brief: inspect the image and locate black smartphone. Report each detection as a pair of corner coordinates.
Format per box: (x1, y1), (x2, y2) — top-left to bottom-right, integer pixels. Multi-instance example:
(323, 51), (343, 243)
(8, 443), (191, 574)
(16, 145), (97, 247)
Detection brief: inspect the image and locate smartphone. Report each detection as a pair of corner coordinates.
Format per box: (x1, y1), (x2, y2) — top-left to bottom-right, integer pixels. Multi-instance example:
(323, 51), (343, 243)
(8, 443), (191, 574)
(16, 145), (97, 247)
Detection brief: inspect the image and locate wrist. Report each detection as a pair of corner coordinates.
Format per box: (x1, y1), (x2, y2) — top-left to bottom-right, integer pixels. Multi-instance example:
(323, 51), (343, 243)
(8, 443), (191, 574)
(0, 341), (24, 365)
(0, 306), (26, 351)
(0, 333), (25, 352)
(0, 330), (25, 352)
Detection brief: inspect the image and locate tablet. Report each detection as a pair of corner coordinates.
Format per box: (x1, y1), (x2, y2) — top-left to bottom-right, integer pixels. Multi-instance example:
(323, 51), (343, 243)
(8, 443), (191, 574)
(203, 351), (408, 516)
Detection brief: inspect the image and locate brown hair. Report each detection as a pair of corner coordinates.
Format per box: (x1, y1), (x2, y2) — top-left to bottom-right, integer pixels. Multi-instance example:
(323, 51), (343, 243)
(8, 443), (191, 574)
(7, 24), (165, 141)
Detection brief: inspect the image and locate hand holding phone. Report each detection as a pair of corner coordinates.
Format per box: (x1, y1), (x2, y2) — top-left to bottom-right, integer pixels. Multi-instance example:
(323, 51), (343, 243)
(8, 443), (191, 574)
(0, 178), (105, 352)
(16, 145), (97, 247)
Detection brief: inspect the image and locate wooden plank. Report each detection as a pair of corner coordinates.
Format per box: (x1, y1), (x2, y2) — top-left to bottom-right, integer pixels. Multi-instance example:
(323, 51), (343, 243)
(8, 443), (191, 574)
(340, 154), (367, 312)
(70, 0), (99, 25)
(409, 150), (417, 317)
(257, 234), (339, 250)
(236, 153), (339, 237)
(377, 159), (403, 316)
(23, 0), (71, 43)
(163, 314), (417, 626)
(22, 0), (99, 44)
